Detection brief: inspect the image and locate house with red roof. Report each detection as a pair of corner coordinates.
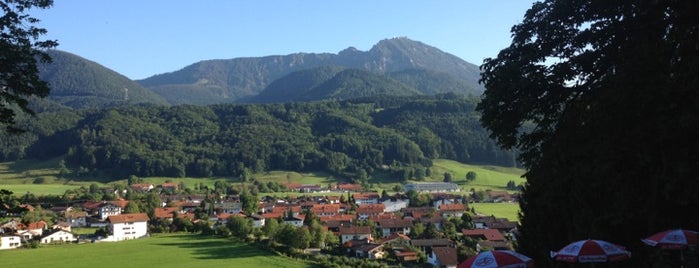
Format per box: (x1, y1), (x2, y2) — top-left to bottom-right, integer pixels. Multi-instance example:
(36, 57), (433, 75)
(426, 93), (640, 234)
(130, 183), (154, 192)
(154, 207), (180, 222)
(375, 218), (413, 237)
(356, 204), (385, 220)
(339, 226), (373, 243)
(462, 229), (506, 241)
(353, 192), (380, 205)
(311, 204), (341, 216)
(337, 183), (363, 192)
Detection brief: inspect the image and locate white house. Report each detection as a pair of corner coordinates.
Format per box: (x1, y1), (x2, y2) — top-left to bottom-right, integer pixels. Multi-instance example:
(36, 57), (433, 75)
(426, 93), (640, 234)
(0, 235), (22, 250)
(249, 214), (265, 228)
(40, 229), (78, 244)
(381, 198), (409, 212)
(107, 213), (148, 241)
(65, 211), (88, 227)
(353, 193), (380, 205)
(98, 203), (122, 220)
(339, 226), (373, 243)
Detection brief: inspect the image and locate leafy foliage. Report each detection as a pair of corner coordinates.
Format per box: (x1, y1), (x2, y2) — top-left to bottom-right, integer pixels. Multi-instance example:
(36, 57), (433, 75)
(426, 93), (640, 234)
(478, 0), (699, 266)
(0, 0), (58, 132)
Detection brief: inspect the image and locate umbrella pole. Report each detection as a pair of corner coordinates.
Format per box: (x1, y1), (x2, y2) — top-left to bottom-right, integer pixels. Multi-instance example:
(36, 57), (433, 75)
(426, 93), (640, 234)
(680, 249), (684, 268)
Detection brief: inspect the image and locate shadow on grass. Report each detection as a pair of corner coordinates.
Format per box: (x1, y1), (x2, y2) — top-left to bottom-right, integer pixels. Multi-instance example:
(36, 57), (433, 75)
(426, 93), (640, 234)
(152, 235), (273, 260)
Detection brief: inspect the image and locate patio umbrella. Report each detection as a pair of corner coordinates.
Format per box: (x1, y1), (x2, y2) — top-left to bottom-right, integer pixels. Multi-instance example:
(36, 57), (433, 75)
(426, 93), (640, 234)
(550, 239), (631, 263)
(458, 250), (534, 268)
(642, 229), (698, 249)
(642, 229), (698, 268)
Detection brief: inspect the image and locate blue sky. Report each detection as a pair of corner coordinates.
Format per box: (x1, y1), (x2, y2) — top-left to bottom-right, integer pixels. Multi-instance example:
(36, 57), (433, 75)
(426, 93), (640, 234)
(33, 1), (535, 80)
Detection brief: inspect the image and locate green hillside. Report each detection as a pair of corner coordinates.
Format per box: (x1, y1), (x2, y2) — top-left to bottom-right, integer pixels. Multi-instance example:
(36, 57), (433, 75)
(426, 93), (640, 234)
(39, 50), (170, 109)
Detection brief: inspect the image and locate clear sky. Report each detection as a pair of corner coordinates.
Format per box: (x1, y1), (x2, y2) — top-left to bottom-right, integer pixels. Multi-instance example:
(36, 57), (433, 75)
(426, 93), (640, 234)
(32, 1), (535, 80)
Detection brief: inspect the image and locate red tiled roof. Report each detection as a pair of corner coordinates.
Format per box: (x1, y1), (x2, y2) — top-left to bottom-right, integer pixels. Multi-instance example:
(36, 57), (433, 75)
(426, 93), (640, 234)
(131, 183), (153, 190)
(161, 182), (179, 189)
(369, 214), (401, 221)
(18, 220), (47, 230)
(432, 247), (458, 266)
(319, 214), (356, 223)
(462, 229), (506, 241)
(154, 207), (179, 219)
(108, 213), (149, 223)
(375, 218), (413, 228)
(111, 199), (130, 209)
(311, 204), (340, 214)
(381, 233), (411, 244)
(261, 212), (284, 219)
(356, 204), (385, 214)
(438, 203), (467, 212)
(339, 226), (372, 235)
(353, 192), (380, 200)
(337, 183), (363, 191)
(272, 205), (301, 214)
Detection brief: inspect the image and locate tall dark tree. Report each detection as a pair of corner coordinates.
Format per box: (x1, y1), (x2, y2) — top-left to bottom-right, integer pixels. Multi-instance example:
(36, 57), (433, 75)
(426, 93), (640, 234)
(0, 0), (57, 132)
(478, 1), (699, 266)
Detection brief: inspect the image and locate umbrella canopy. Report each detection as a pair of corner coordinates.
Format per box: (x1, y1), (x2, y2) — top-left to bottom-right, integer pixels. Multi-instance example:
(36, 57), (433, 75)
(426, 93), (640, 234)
(642, 229), (699, 249)
(550, 239), (631, 263)
(458, 250), (534, 268)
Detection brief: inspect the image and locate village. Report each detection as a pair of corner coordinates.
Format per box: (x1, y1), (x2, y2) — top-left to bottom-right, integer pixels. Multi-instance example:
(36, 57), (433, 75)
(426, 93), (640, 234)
(0, 181), (519, 267)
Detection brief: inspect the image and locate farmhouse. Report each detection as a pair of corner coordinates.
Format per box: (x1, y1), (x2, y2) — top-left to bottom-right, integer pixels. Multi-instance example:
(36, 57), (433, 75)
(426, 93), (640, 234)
(106, 213), (149, 241)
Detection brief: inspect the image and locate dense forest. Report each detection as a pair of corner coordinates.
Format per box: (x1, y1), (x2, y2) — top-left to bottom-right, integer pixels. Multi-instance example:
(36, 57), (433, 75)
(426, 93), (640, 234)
(0, 94), (516, 181)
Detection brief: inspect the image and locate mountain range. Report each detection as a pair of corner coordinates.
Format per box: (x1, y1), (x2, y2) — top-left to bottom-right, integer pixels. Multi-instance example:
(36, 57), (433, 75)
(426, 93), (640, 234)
(38, 37), (484, 108)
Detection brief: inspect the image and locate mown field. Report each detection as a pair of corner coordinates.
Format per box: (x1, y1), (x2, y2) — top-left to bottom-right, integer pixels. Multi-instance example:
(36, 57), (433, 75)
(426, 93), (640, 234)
(469, 202), (521, 222)
(1, 233), (317, 268)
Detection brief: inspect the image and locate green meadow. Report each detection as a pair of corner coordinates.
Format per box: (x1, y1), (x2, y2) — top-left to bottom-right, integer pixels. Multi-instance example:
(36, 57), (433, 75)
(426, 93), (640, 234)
(469, 202), (521, 222)
(1, 234), (316, 268)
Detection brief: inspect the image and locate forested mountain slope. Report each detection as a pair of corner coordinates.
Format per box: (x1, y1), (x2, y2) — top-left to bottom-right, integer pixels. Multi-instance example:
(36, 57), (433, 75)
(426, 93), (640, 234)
(38, 50), (170, 109)
(0, 95), (516, 180)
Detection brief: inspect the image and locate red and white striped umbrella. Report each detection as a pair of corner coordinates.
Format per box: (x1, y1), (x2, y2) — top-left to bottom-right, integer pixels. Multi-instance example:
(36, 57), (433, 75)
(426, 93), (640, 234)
(642, 229), (699, 249)
(550, 239), (631, 263)
(458, 250), (534, 268)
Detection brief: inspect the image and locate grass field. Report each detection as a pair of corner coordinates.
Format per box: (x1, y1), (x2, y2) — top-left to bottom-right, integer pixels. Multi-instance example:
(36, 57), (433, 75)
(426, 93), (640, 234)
(1, 234), (316, 268)
(430, 159), (526, 192)
(469, 202), (521, 222)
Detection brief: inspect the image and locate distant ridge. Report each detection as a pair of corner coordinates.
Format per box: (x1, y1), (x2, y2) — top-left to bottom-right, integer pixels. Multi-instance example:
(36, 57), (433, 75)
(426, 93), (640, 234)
(138, 37), (484, 105)
(38, 50), (170, 109)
